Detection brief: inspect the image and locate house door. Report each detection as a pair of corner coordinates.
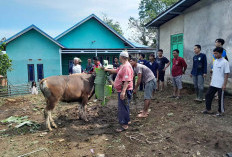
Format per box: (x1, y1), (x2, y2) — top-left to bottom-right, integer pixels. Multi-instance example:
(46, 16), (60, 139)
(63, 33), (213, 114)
(170, 34), (184, 70)
(27, 64), (35, 82)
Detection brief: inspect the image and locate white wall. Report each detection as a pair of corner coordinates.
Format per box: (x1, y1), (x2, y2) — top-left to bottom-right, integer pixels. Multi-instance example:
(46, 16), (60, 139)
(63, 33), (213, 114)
(159, 15), (184, 75)
(159, 0), (232, 92)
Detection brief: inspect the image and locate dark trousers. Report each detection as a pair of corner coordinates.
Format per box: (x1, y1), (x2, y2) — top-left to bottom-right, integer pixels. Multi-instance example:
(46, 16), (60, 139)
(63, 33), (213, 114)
(139, 82), (144, 91)
(205, 86), (225, 113)
(118, 90), (132, 125)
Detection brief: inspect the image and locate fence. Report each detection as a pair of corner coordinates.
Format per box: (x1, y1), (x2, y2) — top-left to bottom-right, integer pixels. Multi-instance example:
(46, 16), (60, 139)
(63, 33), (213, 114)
(0, 83), (41, 97)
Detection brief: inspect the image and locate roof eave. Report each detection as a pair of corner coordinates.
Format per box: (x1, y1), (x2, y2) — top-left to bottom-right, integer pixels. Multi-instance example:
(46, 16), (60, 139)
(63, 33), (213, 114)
(4, 25), (65, 48)
(145, 0), (187, 28)
(145, 0), (201, 28)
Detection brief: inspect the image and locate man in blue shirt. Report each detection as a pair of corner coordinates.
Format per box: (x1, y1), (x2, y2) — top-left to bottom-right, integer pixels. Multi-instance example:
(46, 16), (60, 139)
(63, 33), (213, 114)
(190, 45), (207, 102)
(85, 58), (93, 74)
(146, 54), (159, 79)
(138, 53), (148, 65)
(155, 49), (170, 91)
(212, 38), (228, 69)
(138, 53), (148, 91)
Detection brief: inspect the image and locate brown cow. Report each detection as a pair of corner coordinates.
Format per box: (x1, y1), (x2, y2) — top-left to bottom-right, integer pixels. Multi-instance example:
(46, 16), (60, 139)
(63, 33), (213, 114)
(40, 73), (95, 131)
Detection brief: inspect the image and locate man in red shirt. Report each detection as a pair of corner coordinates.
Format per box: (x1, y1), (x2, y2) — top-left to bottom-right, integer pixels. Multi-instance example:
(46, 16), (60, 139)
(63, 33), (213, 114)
(104, 50), (133, 132)
(171, 49), (187, 99)
(92, 56), (102, 72)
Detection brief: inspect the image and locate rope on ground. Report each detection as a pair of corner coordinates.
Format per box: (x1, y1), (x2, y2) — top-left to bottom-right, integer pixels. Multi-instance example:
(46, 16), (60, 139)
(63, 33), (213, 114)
(125, 132), (164, 145)
(17, 148), (51, 157)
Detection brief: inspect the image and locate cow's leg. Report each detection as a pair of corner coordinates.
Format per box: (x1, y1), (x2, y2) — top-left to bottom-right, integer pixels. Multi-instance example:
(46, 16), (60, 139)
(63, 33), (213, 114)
(44, 108), (52, 131)
(45, 98), (57, 131)
(80, 95), (88, 122)
(49, 110), (57, 129)
(78, 105), (83, 119)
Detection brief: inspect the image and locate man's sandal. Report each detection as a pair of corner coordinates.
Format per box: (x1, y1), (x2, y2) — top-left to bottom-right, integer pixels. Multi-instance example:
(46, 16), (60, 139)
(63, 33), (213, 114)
(116, 126), (128, 133)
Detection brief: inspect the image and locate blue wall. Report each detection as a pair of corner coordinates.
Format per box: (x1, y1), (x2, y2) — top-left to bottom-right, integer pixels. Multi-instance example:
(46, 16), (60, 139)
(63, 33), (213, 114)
(58, 18), (127, 49)
(6, 29), (61, 85)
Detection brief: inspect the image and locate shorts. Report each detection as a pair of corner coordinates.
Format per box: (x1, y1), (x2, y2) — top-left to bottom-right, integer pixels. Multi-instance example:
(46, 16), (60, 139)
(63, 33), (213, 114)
(158, 71), (165, 82)
(172, 75), (183, 89)
(144, 78), (156, 100)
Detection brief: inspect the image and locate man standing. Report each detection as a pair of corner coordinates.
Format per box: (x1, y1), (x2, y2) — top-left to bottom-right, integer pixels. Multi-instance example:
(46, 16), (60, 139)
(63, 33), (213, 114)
(130, 58), (156, 118)
(92, 56), (102, 72)
(212, 39), (228, 67)
(156, 49), (170, 91)
(138, 53), (148, 91)
(69, 57), (82, 75)
(171, 49), (187, 99)
(190, 45), (207, 102)
(212, 39), (228, 100)
(104, 51), (133, 132)
(85, 58), (93, 74)
(146, 54), (159, 80)
(112, 57), (120, 81)
(203, 47), (230, 116)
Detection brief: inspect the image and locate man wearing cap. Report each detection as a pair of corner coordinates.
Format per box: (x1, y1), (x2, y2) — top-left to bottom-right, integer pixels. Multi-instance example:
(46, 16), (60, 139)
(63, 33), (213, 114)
(104, 50), (134, 132)
(130, 57), (156, 118)
(69, 57), (82, 75)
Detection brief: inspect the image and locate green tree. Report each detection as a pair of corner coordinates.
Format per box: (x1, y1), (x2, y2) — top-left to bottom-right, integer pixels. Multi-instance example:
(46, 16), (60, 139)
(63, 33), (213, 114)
(128, 17), (156, 47)
(0, 38), (12, 77)
(102, 14), (124, 35)
(128, 0), (178, 47)
(139, 0), (179, 23)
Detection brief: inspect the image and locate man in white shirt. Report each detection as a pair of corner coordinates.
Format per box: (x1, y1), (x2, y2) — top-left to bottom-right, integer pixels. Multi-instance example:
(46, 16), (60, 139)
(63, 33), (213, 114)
(69, 57), (82, 75)
(203, 47), (230, 116)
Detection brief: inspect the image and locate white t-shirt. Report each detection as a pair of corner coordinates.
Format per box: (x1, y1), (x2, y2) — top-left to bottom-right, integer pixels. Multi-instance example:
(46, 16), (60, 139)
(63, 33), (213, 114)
(211, 58), (230, 88)
(72, 64), (82, 74)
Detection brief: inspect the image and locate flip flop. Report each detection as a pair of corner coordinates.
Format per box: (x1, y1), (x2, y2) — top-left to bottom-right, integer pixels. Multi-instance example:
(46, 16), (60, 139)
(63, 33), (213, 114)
(137, 113), (148, 118)
(202, 110), (213, 114)
(138, 110), (151, 114)
(116, 126), (128, 133)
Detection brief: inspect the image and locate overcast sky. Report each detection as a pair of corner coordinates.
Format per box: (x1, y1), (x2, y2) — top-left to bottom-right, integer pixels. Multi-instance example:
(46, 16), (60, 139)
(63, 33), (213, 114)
(0, 0), (141, 40)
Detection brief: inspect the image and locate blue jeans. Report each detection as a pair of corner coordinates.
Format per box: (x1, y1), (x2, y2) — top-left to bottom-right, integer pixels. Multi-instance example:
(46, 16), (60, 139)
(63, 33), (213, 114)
(117, 90), (132, 125)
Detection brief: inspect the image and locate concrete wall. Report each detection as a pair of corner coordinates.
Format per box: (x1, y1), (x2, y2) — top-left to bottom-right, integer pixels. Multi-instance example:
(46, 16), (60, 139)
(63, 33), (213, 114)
(58, 18), (128, 49)
(159, 15), (184, 75)
(159, 0), (232, 92)
(6, 29), (61, 85)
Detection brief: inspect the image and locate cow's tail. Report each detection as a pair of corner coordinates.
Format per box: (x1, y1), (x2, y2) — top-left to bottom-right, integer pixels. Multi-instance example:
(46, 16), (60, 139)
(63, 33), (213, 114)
(88, 85), (95, 100)
(39, 79), (51, 98)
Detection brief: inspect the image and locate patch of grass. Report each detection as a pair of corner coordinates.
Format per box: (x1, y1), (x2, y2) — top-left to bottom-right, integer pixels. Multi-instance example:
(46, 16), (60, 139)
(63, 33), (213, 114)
(0, 98), (5, 107)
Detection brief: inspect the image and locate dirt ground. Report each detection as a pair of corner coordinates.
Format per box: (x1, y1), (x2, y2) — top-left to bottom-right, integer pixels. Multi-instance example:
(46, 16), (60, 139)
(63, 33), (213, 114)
(0, 85), (232, 157)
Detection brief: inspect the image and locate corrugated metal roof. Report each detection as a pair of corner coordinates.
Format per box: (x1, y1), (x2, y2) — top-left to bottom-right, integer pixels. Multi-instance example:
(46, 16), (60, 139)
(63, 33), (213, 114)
(146, 0), (200, 28)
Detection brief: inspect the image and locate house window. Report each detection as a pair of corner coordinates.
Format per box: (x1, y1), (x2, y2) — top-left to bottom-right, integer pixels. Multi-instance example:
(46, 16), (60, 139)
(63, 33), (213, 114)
(27, 64), (35, 82)
(37, 64), (44, 81)
(99, 56), (103, 65)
